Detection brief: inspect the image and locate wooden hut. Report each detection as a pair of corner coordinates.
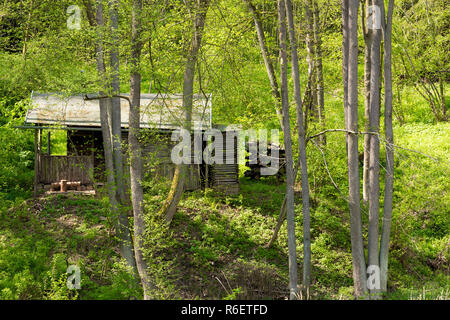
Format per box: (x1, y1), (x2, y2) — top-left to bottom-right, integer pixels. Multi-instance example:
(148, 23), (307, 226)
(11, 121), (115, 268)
(22, 92), (239, 195)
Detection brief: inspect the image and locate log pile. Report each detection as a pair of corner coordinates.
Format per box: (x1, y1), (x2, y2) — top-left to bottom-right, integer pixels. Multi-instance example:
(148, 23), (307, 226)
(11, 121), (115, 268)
(244, 142), (286, 181)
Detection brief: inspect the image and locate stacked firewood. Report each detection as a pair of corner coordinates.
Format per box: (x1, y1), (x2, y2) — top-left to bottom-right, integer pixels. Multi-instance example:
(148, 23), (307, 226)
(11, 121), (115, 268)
(244, 142), (286, 181)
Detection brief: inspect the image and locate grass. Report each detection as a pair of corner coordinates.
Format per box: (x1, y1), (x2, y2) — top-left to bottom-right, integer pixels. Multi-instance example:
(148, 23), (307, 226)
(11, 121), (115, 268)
(0, 84), (448, 299)
(0, 194), (141, 300)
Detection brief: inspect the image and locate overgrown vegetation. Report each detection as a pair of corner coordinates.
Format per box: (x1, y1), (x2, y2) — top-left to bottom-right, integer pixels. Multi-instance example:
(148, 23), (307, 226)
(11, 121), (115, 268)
(0, 86), (448, 299)
(0, 0), (448, 300)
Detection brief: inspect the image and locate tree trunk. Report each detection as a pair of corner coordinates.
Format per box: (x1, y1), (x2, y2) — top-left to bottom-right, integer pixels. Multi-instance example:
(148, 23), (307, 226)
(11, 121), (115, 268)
(367, 0), (382, 299)
(91, 1), (136, 271)
(345, 0), (368, 298)
(285, 0), (311, 298)
(342, 0), (349, 130)
(109, 0), (127, 205)
(362, 0), (372, 204)
(312, 0), (326, 145)
(22, 0), (34, 60)
(278, 0), (298, 300)
(379, 0), (394, 294)
(305, 0), (318, 121)
(129, 0), (154, 299)
(244, 0), (284, 130)
(161, 0), (211, 224)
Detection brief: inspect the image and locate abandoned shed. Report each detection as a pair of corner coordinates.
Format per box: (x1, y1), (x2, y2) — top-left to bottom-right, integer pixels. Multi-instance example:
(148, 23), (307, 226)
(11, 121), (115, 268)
(22, 92), (239, 195)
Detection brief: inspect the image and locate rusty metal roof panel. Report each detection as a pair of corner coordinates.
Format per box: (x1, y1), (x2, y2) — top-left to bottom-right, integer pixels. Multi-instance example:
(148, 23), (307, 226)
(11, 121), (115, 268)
(26, 92), (212, 129)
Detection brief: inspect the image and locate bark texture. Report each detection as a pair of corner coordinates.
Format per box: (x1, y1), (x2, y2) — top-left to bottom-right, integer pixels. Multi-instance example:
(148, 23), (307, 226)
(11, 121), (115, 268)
(285, 0), (311, 298)
(380, 0), (395, 293)
(129, 0), (154, 299)
(344, 0), (368, 298)
(244, 0), (284, 130)
(90, 1), (136, 270)
(278, 0), (298, 300)
(362, 0), (372, 204)
(367, 0), (382, 298)
(161, 0), (211, 224)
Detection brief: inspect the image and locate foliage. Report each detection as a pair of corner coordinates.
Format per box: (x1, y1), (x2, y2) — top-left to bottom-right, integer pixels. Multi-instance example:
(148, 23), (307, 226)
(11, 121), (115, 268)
(0, 0), (448, 300)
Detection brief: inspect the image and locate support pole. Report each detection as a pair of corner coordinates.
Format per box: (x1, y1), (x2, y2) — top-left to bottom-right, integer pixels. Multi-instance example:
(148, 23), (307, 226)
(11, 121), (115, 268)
(47, 131), (51, 155)
(33, 129), (40, 197)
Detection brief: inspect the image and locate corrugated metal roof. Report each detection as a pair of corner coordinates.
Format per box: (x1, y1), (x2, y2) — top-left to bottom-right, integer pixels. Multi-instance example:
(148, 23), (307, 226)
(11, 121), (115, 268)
(25, 92), (212, 129)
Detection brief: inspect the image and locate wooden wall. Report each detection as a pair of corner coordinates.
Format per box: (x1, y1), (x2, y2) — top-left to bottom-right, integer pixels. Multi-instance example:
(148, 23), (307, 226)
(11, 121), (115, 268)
(58, 128), (239, 194)
(208, 131), (240, 195)
(39, 155), (94, 184)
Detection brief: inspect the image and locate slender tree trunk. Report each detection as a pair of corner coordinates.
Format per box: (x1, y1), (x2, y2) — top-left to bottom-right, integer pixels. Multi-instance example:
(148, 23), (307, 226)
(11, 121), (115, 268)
(278, 0), (298, 300)
(367, 0), (382, 299)
(33, 128), (41, 197)
(129, 0), (153, 299)
(342, 0), (349, 131)
(305, 0), (318, 120)
(362, 0), (372, 204)
(162, 0), (211, 224)
(345, 0), (368, 298)
(244, 0), (284, 130)
(266, 195), (287, 247)
(22, 0), (34, 60)
(266, 156), (301, 248)
(285, 0), (311, 298)
(109, 0), (127, 205)
(312, 0), (326, 144)
(92, 1), (136, 270)
(379, 0), (394, 294)
(161, 164), (186, 223)
(439, 77), (446, 120)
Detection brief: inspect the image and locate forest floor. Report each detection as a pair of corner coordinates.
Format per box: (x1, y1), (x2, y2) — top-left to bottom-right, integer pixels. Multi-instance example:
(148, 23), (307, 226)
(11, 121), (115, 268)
(1, 142), (448, 300)
(0, 101), (449, 300)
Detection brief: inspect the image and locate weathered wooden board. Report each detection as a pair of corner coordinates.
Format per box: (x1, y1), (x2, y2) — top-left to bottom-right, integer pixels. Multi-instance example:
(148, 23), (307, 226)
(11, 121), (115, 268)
(39, 155), (94, 184)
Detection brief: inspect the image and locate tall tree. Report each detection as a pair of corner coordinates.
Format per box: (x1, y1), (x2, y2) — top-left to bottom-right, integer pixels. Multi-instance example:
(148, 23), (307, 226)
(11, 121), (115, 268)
(304, 0), (318, 121)
(109, 0), (128, 207)
(312, 0), (325, 144)
(244, 0), (284, 130)
(85, 0), (136, 270)
(367, 0), (382, 299)
(129, 0), (153, 299)
(343, 0), (368, 298)
(160, 0), (211, 223)
(362, 0), (372, 204)
(285, 0), (311, 298)
(277, 0), (298, 300)
(379, 0), (394, 294)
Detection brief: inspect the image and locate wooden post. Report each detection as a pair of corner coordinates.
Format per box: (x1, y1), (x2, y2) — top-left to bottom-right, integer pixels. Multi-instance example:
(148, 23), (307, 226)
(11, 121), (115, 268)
(33, 128), (42, 197)
(60, 180), (68, 192)
(47, 131), (51, 155)
(33, 129), (39, 197)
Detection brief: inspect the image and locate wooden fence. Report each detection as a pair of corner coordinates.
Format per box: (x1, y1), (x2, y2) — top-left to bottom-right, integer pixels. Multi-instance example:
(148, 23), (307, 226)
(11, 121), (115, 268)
(39, 155), (94, 184)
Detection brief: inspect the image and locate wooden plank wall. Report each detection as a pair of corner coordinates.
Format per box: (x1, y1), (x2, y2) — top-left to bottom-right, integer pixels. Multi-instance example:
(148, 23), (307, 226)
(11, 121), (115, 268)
(140, 132), (202, 191)
(60, 129), (239, 193)
(209, 131), (240, 195)
(39, 155), (94, 184)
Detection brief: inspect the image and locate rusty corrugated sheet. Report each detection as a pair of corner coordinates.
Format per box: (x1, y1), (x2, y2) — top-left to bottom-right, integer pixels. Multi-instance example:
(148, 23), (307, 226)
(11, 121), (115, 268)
(26, 92), (212, 129)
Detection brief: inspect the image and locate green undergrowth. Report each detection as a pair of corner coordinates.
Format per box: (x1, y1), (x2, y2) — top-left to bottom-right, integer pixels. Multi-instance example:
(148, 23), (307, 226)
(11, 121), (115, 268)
(0, 121), (448, 300)
(0, 194), (141, 300)
(0, 83), (448, 299)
